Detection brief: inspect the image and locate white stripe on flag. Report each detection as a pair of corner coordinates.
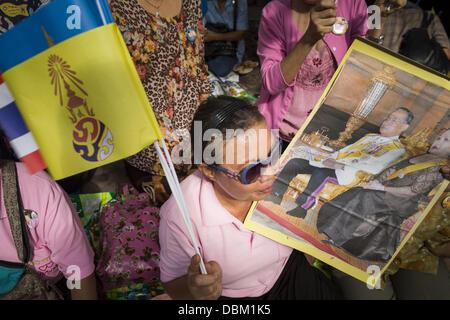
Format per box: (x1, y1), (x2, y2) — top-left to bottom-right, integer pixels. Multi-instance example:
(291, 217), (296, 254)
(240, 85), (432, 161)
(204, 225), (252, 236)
(0, 83), (15, 108)
(9, 132), (39, 158)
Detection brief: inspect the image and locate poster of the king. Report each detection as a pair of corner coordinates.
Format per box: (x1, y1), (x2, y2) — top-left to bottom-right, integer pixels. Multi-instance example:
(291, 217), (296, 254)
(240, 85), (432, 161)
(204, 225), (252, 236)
(244, 38), (450, 287)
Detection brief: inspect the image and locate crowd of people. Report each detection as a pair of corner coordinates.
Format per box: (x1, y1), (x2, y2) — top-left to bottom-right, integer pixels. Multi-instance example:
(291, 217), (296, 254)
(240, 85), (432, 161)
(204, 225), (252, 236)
(0, 0), (449, 300)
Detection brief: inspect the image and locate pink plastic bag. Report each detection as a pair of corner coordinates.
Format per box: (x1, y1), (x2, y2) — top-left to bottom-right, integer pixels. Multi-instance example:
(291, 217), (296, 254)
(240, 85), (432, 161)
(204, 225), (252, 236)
(96, 184), (161, 293)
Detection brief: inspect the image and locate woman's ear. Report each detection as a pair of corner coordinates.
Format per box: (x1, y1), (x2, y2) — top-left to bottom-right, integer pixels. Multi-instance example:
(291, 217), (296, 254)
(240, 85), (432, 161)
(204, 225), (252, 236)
(198, 163), (216, 181)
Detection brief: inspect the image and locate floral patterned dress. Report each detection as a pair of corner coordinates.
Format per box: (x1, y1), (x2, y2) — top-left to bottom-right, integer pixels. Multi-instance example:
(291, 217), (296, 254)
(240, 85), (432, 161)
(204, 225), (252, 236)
(110, 0), (210, 191)
(0, 0), (51, 33)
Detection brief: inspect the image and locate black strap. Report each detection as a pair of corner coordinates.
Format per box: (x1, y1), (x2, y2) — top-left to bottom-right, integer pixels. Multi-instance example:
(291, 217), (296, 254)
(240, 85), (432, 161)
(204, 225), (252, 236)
(1, 161), (31, 264)
(420, 11), (433, 29)
(16, 167), (31, 264)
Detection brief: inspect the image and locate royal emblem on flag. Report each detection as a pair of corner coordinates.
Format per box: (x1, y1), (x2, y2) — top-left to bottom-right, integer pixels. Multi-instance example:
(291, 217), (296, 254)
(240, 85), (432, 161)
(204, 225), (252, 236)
(48, 54), (114, 162)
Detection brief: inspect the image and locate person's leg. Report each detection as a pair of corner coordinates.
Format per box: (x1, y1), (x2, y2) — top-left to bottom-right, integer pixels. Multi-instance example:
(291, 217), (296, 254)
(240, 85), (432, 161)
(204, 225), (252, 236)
(265, 158), (313, 205)
(390, 258), (450, 300)
(262, 251), (342, 300)
(296, 167), (337, 208)
(285, 167), (337, 218)
(206, 56), (238, 77)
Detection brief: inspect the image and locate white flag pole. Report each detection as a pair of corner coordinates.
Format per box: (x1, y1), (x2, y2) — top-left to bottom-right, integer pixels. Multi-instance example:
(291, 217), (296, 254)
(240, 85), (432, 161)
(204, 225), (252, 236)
(160, 140), (208, 272)
(154, 141), (207, 275)
(161, 139), (181, 191)
(95, 0), (108, 25)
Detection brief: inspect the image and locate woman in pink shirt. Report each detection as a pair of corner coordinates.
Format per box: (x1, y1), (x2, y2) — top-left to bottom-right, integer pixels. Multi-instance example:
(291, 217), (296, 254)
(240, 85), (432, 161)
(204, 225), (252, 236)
(0, 162), (97, 300)
(257, 0), (405, 144)
(159, 96), (340, 299)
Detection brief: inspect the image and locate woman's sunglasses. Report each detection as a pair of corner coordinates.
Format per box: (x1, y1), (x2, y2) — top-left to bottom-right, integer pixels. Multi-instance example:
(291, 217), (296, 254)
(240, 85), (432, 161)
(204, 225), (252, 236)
(209, 140), (281, 185)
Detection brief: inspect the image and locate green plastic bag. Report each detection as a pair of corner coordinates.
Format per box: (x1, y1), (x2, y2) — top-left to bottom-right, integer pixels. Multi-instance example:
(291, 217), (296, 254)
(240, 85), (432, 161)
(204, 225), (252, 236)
(105, 282), (165, 300)
(208, 71), (257, 103)
(70, 192), (115, 262)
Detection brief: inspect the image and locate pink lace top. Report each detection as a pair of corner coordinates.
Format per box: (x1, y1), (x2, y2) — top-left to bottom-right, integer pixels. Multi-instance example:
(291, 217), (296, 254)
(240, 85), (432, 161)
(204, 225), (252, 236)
(279, 44), (336, 141)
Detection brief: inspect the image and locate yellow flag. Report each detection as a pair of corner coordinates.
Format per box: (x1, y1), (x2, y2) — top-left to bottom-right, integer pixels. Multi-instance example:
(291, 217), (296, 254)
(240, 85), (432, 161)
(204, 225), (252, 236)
(3, 23), (162, 180)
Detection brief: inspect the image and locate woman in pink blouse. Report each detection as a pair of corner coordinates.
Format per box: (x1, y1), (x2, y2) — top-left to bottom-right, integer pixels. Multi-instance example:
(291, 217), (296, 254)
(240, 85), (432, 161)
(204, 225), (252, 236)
(159, 96), (340, 299)
(257, 0), (405, 144)
(0, 163), (97, 300)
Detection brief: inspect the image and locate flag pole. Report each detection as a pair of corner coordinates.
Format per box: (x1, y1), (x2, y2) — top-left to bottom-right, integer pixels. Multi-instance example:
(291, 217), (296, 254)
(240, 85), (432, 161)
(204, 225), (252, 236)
(154, 141), (207, 275)
(160, 140), (208, 272)
(95, 0), (108, 25)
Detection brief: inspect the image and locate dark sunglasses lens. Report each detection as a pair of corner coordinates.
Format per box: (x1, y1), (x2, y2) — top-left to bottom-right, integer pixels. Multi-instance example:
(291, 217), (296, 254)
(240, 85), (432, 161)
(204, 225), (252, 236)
(244, 163), (263, 184)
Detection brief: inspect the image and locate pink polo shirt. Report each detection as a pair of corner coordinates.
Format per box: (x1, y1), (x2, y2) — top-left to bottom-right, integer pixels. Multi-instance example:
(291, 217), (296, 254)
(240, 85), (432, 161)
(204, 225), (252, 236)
(159, 171), (293, 298)
(0, 163), (94, 281)
(257, 0), (368, 130)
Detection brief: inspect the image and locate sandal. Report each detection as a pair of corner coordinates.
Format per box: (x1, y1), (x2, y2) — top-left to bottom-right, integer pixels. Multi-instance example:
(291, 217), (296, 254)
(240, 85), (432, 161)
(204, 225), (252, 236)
(233, 64), (253, 75)
(242, 60), (259, 69)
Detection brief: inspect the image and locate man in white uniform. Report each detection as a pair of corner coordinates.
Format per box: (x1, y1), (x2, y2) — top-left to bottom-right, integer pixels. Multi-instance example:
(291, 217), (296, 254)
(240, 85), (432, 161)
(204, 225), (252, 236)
(268, 107), (414, 218)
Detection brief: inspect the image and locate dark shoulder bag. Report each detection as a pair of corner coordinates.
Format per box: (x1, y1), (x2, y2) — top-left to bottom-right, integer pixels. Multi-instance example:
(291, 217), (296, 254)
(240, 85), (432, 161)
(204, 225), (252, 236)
(0, 161), (63, 300)
(399, 11), (450, 74)
(205, 0), (238, 58)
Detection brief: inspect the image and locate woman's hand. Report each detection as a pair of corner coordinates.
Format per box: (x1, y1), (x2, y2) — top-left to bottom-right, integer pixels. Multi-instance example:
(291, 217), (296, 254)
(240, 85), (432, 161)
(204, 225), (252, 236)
(204, 29), (245, 43)
(374, 0), (406, 17)
(367, 0), (406, 40)
(280, 0), (336, 84)
(362, 180), (385, 191)
(204, 29), (217, 42)
(187, 254), (223, 300)
(303, 0), (337, 44)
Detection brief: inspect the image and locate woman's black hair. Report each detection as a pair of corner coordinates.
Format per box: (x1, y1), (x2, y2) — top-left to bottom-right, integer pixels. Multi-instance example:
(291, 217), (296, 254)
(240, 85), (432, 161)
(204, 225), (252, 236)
(190, 95), (265, 164)
(0, 129), (16, 161)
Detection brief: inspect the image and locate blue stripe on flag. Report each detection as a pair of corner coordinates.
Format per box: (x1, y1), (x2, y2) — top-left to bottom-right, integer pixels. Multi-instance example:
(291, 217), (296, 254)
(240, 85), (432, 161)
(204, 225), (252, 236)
(0, 102), (30, 141)
(0, 0), (114, 72)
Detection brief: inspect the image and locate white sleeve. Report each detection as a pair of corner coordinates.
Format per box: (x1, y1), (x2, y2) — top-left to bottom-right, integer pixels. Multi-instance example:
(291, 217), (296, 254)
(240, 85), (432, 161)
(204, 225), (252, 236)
(343, 148), (405, 175)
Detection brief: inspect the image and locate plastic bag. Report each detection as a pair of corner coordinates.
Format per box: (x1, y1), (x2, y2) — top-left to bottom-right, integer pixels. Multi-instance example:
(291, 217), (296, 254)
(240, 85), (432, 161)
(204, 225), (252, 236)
(105, 282), (165, 300)
(220, 81), (257, 103)
(70, 192), (114, 262)
(208, 71), (257, 103)
(208, 71), (225, 97)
